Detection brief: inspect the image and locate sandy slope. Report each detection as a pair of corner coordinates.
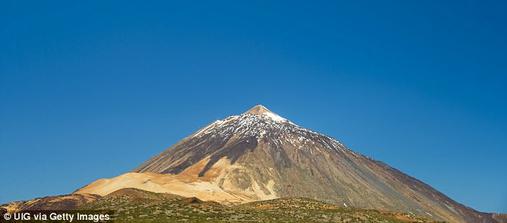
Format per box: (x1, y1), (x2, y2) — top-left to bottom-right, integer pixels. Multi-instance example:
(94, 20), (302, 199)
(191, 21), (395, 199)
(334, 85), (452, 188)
(75, 172), (247, 203)
(75, 156), (278, 204)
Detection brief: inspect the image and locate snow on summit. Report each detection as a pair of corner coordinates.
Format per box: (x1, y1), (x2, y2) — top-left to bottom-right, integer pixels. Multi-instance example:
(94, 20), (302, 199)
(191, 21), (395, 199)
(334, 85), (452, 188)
(244, 105), (287, 122)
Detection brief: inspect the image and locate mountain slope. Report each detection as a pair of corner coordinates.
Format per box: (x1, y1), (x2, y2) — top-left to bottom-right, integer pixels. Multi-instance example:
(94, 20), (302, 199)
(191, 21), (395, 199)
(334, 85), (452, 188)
(77, 105), (497, 223)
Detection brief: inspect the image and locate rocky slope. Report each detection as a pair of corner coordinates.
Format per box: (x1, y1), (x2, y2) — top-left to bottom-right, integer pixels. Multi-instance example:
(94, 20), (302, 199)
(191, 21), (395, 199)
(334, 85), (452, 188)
(76, 105), (498, 223)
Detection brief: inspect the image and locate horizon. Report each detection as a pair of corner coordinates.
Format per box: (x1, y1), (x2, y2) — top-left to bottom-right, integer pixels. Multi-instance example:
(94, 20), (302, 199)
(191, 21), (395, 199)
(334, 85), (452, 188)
(1, 1), (506, 213)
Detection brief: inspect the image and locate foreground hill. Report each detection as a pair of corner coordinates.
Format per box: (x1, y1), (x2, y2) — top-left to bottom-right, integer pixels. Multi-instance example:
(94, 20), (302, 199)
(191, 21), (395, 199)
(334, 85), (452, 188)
(3, 188), (440, 223)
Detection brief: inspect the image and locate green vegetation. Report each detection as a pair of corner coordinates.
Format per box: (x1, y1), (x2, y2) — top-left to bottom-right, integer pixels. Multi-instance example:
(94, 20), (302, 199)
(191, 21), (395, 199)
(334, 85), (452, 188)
(80, 189), (439, 223)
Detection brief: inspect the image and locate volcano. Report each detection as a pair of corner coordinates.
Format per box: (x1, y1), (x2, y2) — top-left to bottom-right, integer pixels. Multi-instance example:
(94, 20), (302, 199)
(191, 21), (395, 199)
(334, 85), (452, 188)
(76, 105), (497, 223)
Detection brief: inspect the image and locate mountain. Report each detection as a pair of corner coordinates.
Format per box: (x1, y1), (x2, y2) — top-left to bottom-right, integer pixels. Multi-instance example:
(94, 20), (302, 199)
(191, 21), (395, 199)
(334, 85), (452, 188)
(76, 105), (498, 223)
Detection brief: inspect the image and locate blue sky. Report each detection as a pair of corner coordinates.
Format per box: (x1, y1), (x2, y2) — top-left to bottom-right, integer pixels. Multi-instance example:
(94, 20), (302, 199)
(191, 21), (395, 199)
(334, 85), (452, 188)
(1, 0), (506, 213)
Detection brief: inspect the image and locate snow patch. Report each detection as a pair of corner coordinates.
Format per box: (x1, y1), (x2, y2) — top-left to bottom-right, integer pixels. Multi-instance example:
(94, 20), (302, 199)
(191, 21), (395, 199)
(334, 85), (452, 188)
(263, 111), (286, 122)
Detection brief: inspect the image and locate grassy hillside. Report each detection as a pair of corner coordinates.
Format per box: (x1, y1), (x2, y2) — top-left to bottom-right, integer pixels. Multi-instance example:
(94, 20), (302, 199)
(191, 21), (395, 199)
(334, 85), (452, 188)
(78, 188), (439, 223)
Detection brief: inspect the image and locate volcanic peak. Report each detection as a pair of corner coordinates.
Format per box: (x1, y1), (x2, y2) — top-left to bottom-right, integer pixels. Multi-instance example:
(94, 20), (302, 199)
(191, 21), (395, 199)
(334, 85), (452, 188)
(244, 105), (287, 122)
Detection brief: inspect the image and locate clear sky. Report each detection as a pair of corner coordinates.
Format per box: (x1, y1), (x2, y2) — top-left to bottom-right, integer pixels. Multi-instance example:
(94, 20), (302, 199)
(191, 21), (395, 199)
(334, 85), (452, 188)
(1, 0), (506, 213)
